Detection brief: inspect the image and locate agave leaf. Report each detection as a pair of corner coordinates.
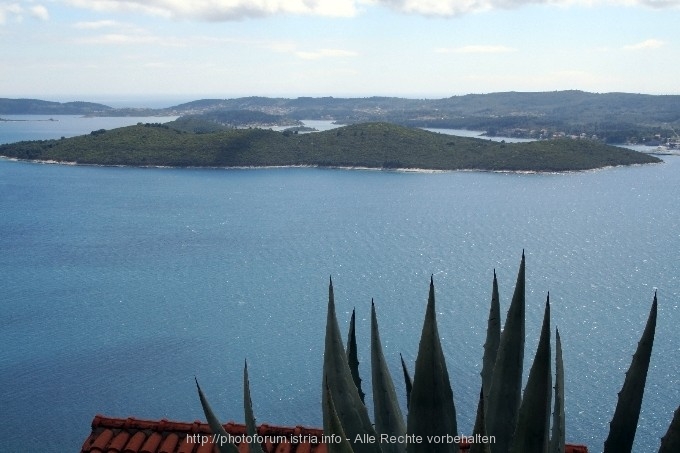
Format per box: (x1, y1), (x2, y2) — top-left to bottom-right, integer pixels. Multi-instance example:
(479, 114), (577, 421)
(371, 300), (407, 453)
(195, 378), (240, 453)
(603, 292), (658, 453)
(322, 278), (382, 453)
(549, 328), (565, 453)
(244, 361), (266, 453)
(406, 276), (459, 453)
(480, 270), (501, 410)
(658, 405), (680, 453)
(485, 252), (526, 453)
(470, 270), (501, 453)
(469, 388), (491, 453)
(510, 294), (552, 453)
(347, 307), (366, 403)
(400, 353), (413, 411)
(324, 379), (357, 453)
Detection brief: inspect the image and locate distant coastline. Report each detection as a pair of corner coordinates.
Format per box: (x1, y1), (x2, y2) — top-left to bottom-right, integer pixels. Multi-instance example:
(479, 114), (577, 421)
(1, 117), (58, 122)
(6, 155), (656, 176)
(3, 91), (679, 146)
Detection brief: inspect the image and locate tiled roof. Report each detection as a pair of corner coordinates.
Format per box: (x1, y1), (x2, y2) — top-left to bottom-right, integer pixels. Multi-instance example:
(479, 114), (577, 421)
(81, 415), (589, 453)
(81, 415), (329, 453)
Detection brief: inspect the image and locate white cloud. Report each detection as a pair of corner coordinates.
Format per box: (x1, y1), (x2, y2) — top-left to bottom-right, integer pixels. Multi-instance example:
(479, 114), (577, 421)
(295, 48), (359, 59)
(1, 2), (49, 24)
(377, 0), (680, 16)
(435, 45), (517, 53)
(51, 0), (680, 22)
(65, 0), (360, 20)
(73, 19), (120, 29)
(623, 38), (665, 50)
(0, 3), (22, 24)
(75, 30), (186, 46)
(29, 5), (48, 20)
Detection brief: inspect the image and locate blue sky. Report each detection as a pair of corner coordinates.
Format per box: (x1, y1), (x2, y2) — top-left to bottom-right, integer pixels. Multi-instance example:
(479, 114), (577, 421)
(1, 0), (679, 103)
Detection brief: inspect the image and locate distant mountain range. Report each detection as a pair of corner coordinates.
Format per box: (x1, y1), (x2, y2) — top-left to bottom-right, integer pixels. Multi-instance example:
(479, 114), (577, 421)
(2, 91), (679, 144)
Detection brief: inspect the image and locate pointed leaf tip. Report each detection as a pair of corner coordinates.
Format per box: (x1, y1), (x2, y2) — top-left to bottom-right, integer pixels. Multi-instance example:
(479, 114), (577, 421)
(196, 377), (239, 453)
(323, 278), (379, 453)
(407, 279), (458, 452)
(347, 305), (365, 404)
(370, 300), (406, 449)
(603, 293), (658, 453)
(510, 293), (552, 453)
(486, 251), (526, 453)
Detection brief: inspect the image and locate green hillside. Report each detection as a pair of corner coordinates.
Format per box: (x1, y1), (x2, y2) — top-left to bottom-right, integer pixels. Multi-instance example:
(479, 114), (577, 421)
(0, 121), (660, 172)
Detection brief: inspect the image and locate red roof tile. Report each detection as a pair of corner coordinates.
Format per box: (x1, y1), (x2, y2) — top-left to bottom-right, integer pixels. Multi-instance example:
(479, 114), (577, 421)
(81, 415), (589, 453)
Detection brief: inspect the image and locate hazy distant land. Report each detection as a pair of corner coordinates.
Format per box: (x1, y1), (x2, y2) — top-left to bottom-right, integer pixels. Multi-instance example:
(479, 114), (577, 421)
(2, 90), (679, 145)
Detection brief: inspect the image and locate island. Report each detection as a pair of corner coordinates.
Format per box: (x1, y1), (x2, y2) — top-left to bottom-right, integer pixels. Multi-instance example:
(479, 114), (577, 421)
(0, 120), (661, 172)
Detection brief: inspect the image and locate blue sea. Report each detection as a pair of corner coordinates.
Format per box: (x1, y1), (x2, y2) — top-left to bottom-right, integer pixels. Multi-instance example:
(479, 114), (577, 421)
(0, 115), (178, 145)
(0, 117), (678, 453)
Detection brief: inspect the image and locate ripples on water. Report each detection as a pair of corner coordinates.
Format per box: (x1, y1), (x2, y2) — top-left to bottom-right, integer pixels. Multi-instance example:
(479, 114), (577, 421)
(0, 131), (678, 452)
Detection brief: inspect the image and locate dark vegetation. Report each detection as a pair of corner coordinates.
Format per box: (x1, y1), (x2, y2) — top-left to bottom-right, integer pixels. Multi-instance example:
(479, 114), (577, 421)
(0, 121), (660, 172)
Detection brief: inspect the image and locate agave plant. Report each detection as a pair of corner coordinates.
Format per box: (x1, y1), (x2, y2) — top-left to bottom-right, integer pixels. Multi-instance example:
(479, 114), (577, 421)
(195, 253), (675, 453)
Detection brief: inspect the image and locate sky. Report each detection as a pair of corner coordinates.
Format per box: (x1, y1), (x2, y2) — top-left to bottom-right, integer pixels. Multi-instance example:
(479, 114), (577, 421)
(1, 0), (679, 104)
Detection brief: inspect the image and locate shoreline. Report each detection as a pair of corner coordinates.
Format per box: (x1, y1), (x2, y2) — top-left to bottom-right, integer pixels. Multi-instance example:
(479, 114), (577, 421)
(0, 154), (665, 175)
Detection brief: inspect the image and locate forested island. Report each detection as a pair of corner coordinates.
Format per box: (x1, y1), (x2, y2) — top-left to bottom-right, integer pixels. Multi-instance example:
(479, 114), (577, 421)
(0, 120), (660, 172)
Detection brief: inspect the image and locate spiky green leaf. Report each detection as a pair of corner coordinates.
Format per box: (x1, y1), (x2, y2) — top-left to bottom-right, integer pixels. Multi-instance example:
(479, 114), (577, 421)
(195, 378), (240, 453)
(400, 353), (413, 411)
(406, 276), (459, 453)
(244, 361), (266, 453)
(603, 293), (658, 453)
(486, 252), (526, 453)
(324, 379), (357, 453)
(658, 405), (680, 453)
(472, 270), (501, 452)
(322, 278), (382, 453)
(480, 270), (501, 410)
(371, 300), (407, 453)
(347, 308), (366, 403)
(469, 389), (492, 453)
(511, 294), (552, 453)
(549, 328), (566, 453)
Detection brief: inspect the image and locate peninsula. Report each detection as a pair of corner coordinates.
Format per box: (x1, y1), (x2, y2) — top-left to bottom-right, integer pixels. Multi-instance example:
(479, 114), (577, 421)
(0, 120), (660, 172)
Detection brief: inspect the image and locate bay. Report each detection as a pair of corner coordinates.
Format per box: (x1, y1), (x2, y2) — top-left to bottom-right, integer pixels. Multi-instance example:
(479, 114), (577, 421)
(0, 119), (678, 453)
(0, 115), (178, 145)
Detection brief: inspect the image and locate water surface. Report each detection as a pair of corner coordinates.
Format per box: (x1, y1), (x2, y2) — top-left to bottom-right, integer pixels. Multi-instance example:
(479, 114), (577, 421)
(0, 156), (678, 453)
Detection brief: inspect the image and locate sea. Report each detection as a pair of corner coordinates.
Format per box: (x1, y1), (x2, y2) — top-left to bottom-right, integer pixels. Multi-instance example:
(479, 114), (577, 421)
(0, 115), (678, 453)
